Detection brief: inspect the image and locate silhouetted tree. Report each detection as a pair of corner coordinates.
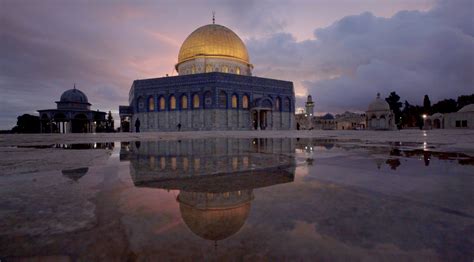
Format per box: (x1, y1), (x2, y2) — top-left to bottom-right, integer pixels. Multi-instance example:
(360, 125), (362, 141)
(11, 114), (40, 133)
(423, 95), (431, 114)
(106, 111), (114, 132)
(385, 92), (402, 127)
(457, 94), (474, 109)
(431, 99), (458, 114)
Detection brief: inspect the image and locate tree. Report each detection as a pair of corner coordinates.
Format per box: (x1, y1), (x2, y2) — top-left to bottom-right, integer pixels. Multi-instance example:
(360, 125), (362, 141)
(106, 111), (114, 132)
(431, 99), (457, 114)
(457, 94), (474, 109)
(385, 92), (402, 127)
(423, 95), (431, 114)
(11, 114), (40, 133)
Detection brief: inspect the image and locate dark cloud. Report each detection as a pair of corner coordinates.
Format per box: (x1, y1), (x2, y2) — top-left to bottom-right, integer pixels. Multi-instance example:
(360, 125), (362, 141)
(247, 0), (474, 114)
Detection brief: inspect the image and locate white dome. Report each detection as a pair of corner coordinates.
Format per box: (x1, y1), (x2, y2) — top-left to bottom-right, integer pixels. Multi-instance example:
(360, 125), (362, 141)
(431, 113), (443, 118)
(368, 93), (390, 111)
(458, 104), (474, 113)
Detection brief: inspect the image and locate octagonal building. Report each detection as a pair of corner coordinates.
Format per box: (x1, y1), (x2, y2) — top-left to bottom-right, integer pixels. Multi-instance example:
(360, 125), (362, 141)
(119, 22), (295, 132)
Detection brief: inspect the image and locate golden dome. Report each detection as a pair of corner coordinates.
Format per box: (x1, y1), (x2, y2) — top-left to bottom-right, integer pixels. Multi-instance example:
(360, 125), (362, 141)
(177, 24), (250, 66)
(179, 201), (251, 241)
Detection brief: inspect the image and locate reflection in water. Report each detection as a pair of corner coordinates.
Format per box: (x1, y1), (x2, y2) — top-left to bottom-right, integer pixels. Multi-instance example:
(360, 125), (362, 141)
(294, 138), (474, 170)
(121, 138), (296, 242)
(61, 167), (89, 181)
(18, 142), (114, 150)
(178, 190), (253, 241)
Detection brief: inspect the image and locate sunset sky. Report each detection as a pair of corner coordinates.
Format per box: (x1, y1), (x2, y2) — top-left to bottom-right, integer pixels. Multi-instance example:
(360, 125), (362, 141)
(1, 0), (472, 129)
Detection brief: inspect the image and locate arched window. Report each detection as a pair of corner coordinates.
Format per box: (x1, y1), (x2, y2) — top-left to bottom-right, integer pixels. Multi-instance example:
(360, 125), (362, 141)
(284, 97), (291, 111)
(191, 65), (196, 74)
(204, 91), (212, 109)
(222, 65), (229, 73)
(205, 64), (213, 73)
(219, 91), (227, 108)
(242, 95), (249, 109)
(148, 96), (155, 111)
(170, 95), (176, 110)
(275, 97), (281, 111)
(137, 97), (144, 112)
(193, 94), (200, 109)
(159, 96), (166, 110)
(235, 67), (241, 75)
(181, 95), (188, 109)
(231, 95), (238, 109)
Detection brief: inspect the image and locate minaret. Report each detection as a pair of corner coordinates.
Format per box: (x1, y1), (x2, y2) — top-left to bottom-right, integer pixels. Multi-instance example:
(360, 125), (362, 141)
(305, 95), (314, 116)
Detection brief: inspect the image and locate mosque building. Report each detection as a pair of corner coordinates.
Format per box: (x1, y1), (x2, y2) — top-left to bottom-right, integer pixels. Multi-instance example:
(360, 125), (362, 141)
(38, 86), (107, 133)
(119, 20), (295, 132)
(424, 104), (474, 129)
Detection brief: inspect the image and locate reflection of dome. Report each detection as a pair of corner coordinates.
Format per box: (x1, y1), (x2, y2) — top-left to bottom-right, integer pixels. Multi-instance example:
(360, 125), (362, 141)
(177, 190), (253, 241)
(60, 88), (89, 104)
(458, 104), (474, 113)
(177, 24), (250, 66)
(61, 167), (89, 181)
(179, 202), (251, 241)
(368, 93), (390, 111)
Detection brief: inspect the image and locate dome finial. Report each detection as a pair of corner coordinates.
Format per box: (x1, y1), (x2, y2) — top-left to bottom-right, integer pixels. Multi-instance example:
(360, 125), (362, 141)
(376, 92), (380, 98)
(74, 83), (76, 89)
(212, 11), (215, 24)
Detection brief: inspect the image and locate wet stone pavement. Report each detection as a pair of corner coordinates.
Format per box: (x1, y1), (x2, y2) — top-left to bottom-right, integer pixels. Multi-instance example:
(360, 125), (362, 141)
(0, 138), (473, 261)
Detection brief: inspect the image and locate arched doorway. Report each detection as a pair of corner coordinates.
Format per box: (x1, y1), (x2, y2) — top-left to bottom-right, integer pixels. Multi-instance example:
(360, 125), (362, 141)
(433, 119), (441, 129)
(251, 98), (273, 130)
(72, 114), (90, 133)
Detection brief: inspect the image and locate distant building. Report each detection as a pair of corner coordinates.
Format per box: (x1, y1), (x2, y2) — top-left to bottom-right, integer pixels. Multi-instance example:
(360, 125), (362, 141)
(295, 112), (336, 130)
(366, 93), (396, 130)
(119, 22), (295, 132)
(424, 104), (474, 129)
(334, 111), (366, 130)
(38, 86), (106, 133)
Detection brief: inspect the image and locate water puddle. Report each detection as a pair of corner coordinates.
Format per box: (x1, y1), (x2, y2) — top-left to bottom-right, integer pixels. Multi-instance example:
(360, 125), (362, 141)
(1, 138), (473, 261)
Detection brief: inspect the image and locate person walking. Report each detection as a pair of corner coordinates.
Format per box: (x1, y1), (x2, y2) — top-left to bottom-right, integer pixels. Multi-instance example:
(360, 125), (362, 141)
(135, 118), (141, 133)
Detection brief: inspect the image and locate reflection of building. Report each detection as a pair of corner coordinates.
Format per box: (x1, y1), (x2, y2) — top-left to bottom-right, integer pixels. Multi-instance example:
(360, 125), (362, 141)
(121, 138), (295, 183)
(38, 86), (106, 133)
(61, 167), (89, 181)
(121, 138), (295, 242)
(178, 190), (252, 241)
(119, 21), (295, 132)
(366, 93), (396, 130)
(424, 104), (474, 129)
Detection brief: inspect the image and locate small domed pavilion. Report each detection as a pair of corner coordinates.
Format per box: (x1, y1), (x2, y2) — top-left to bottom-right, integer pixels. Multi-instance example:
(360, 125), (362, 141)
(38, 86), (106, 133)
(366, 93), (396, 130)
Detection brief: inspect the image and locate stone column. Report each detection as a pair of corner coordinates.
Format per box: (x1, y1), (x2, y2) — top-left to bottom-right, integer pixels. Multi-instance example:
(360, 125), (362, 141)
(257, 110), (260, 130)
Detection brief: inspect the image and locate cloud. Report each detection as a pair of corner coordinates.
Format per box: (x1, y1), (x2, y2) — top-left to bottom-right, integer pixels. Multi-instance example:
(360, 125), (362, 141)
(0, 0), (470, 128)
(247, 0), (474, 114)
